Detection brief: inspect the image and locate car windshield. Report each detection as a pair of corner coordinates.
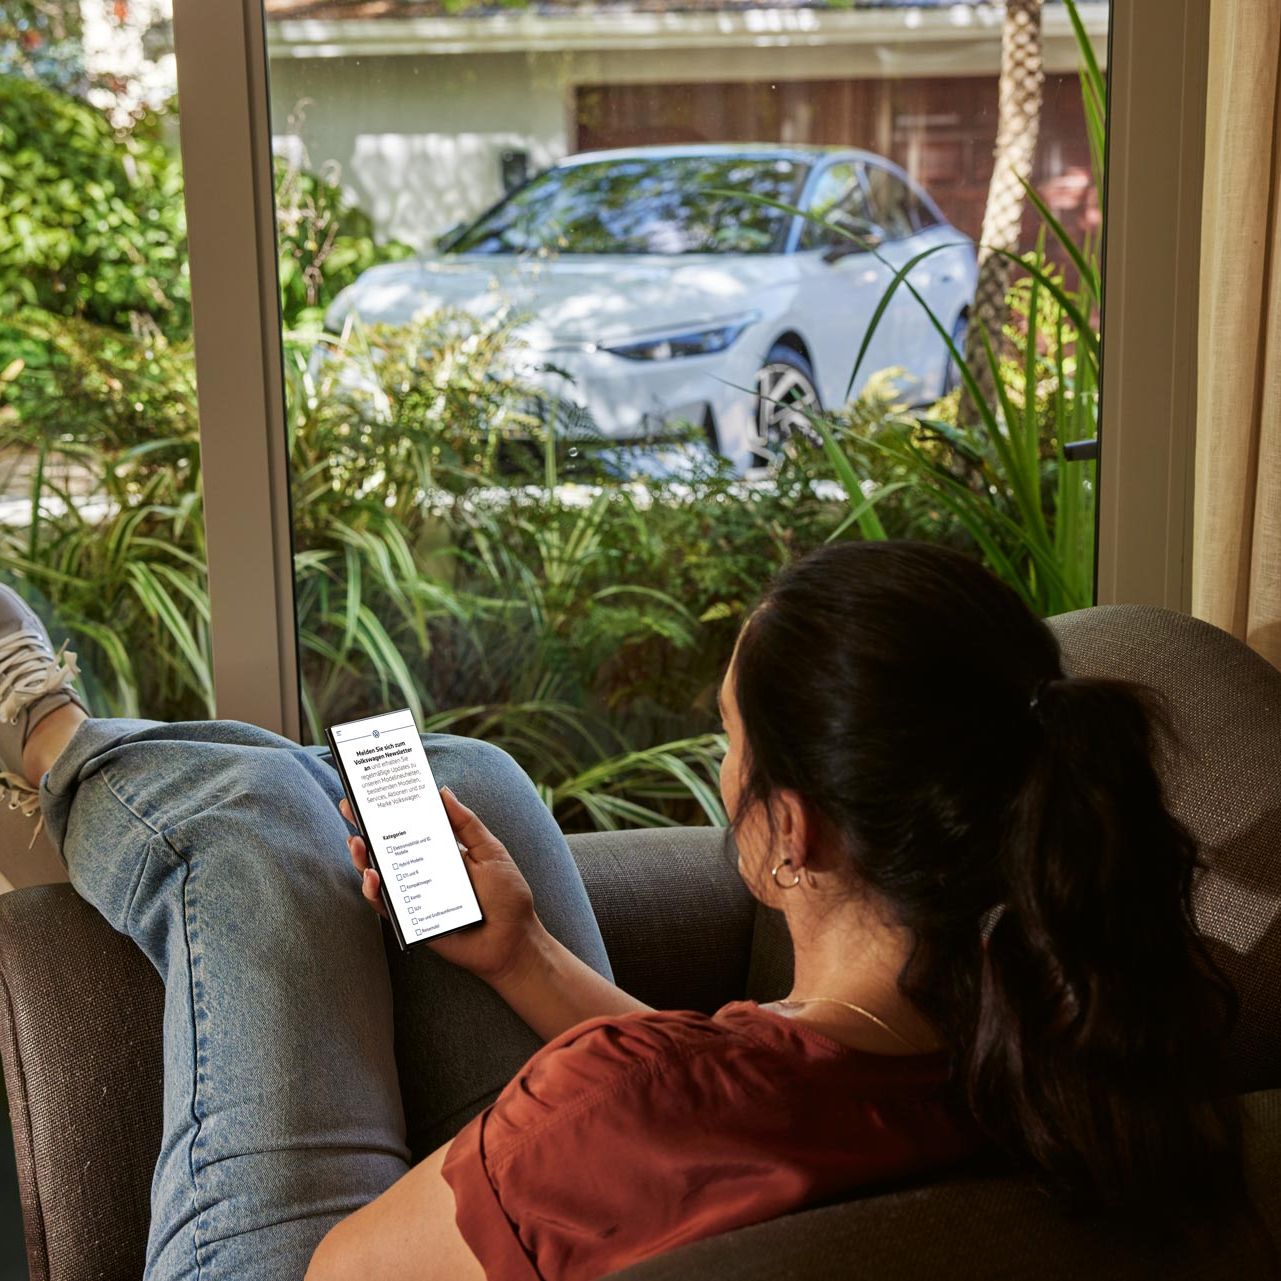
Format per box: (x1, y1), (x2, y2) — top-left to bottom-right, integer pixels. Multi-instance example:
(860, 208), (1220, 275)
(449, 155), (809, 256)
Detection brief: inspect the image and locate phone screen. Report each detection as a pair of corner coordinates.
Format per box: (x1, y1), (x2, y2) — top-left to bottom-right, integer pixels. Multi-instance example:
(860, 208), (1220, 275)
(325, 708), (484, 949)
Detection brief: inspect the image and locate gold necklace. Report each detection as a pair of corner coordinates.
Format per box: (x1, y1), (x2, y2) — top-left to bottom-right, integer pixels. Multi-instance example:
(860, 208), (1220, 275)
(774, 996), (927, 1054)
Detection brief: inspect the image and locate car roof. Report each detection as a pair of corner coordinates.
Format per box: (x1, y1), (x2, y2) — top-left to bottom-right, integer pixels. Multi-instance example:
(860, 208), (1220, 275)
(557, 143), (888, 169)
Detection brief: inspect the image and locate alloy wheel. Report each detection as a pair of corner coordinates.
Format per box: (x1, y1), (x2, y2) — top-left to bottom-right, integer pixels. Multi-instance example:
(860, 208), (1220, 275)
(752, 360), (822, 465)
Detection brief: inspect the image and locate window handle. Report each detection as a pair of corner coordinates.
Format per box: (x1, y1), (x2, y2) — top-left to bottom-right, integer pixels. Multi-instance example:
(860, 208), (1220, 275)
(1063, 439), (1099, 462)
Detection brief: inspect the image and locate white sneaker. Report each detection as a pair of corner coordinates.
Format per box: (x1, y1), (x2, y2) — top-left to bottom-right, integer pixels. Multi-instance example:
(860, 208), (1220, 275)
(0, 586), (88, 846)
(0, 770), (42, 849)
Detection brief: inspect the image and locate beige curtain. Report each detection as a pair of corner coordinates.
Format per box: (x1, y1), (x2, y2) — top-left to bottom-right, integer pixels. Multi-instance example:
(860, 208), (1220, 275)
(1194, 0), (1281, 667)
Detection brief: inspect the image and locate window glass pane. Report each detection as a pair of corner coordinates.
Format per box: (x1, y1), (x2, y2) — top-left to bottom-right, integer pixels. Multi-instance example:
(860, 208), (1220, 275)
(263, 0), (1108, 830)
(451, 155), (806, 256)
(1, 4), (204, 725)
(862, 164), (917, 240)
(798, 163), (874, 250)
(909, 189), (942, 232)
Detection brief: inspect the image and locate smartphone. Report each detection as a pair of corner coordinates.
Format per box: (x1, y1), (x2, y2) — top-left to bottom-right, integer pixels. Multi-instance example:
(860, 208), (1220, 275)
(325, 708), (484, 950)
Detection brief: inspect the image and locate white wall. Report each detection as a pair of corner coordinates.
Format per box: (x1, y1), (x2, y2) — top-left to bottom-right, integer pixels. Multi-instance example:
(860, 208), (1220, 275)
(268, 51), (570, 249)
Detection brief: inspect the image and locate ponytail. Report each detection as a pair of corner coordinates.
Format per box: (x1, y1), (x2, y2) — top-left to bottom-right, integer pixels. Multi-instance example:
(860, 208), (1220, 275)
(968, 676), (1242, 1224)
(732, 541), (1246, 1236)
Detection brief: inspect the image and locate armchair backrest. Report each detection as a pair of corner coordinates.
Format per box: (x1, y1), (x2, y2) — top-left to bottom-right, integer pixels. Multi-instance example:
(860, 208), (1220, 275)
(1052, 604), (1281, 1091)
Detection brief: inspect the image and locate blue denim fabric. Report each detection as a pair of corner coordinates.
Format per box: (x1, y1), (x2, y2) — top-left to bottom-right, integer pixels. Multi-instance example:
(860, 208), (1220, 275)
(37, 717), (612, 1281)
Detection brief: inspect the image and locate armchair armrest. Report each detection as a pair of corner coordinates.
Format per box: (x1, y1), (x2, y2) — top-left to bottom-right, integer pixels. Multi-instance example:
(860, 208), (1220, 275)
(0, 883), (162, 1281)
(566, 827), (756, 1014)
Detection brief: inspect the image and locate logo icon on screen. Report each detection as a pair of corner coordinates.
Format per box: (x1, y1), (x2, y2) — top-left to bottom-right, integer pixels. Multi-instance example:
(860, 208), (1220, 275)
(372, 729), (380, 739)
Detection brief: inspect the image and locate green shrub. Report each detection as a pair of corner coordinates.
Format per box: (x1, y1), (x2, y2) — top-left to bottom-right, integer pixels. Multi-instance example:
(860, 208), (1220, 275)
(0, 75), (188, 336)
(812, 238), (1097, 618)
(0, 274), (1094, 827)
(274, 156), (414, 331)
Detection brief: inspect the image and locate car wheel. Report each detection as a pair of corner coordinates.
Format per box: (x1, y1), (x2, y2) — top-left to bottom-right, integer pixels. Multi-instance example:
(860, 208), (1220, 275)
(941, 311), (968, 396)
(751, 344), (822, 467)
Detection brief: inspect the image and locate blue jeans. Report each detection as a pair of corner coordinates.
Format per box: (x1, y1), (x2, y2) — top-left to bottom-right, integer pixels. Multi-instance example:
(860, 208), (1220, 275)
(38, 717), (613, 1281)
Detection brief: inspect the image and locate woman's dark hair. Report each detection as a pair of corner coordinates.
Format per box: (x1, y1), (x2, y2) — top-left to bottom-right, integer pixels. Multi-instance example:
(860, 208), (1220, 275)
(730, 540), (1243, 1228)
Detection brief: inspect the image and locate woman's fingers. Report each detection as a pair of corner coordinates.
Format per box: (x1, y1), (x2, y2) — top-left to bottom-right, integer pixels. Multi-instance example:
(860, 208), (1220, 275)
(334, 793), (388, 919)
(345, 832), (388, 917)
(347, 832), (369, 872)
(354, 845), (387, 918)
(362, 866), (388, 917)
(440, 786), (507, 862)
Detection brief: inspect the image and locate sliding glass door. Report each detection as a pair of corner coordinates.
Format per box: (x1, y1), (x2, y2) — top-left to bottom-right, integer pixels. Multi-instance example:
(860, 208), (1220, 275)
(255, 0), (1108, 831)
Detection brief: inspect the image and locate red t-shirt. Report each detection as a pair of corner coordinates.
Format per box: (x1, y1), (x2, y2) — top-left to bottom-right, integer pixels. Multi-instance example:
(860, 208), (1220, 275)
(440, 999), (983, 1280)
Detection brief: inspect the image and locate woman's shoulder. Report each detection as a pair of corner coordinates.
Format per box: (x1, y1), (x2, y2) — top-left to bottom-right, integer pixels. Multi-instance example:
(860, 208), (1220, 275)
(480, 1001), (954, 1159)
(523, 999), (953, 1085)
(524, 999), (858, 1085)
(443, 1002), (976, 1280)
(499, 1002), (766, 1113)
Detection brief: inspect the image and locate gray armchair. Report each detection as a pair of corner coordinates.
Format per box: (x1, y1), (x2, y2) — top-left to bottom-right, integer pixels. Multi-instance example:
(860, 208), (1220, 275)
(2, 605), (1280, 1279)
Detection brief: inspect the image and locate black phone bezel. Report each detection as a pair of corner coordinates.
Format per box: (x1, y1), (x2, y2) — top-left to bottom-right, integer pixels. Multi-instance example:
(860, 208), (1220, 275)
(324, 710), (485, 951)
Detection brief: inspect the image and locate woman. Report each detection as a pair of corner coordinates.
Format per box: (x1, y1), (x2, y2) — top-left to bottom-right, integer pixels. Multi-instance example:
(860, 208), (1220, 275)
(0, 541), (1242, 1281)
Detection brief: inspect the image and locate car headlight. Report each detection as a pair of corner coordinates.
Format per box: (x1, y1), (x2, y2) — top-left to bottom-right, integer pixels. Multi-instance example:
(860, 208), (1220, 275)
(602, 313), (759, 361)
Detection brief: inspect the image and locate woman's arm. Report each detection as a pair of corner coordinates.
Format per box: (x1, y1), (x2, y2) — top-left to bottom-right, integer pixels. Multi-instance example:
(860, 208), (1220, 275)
(305, 1141), (481, 1281)
(484, 918), (651, 1042)
(342, 788), (652, 1042)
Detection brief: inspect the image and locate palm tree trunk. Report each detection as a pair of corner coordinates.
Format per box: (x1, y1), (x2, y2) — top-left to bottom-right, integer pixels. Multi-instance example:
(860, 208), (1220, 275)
(961, 0), (1045, 423)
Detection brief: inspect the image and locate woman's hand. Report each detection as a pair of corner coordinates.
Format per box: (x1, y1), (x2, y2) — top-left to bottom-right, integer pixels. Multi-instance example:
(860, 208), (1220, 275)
(339, 786), (542, 983)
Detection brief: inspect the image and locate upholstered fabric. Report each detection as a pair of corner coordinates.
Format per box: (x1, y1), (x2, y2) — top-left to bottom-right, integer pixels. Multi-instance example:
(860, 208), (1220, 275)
(562, 827), (754, 1014)
(745, 903), (791, 1004)
(0, 884), (162, 1281)
(608, 1089), (1281, 1280)
(1053, 605), (1281, 1091)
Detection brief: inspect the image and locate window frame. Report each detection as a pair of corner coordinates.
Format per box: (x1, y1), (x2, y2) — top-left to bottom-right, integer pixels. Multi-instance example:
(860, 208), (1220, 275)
(172, 0), (301, 738)
(1094, 0), (1208, 611)
(170, 0), (1209, 738)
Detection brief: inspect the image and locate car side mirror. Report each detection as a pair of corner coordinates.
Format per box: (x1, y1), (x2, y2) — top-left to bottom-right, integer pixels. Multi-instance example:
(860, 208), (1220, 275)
(435, 222), (466, 253)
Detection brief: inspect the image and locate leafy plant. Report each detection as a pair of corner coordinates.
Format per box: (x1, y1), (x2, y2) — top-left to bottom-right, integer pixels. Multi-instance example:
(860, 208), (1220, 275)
(754, 0), (1102, 615)
(812, 232), (1096, 616)
(0, 74), (188, 340)
(274, 155), (414, 331)
(282, 312), (843, 826)
(0, 319), (208, 717)
(0, 297), (786, 828)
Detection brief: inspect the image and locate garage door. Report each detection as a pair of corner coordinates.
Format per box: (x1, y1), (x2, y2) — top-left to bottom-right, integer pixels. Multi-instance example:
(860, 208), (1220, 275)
(574, 74), (1094, 248)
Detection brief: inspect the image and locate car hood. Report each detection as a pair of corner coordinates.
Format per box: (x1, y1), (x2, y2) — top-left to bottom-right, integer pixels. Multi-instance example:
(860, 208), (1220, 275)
(328, 254), (788, 347)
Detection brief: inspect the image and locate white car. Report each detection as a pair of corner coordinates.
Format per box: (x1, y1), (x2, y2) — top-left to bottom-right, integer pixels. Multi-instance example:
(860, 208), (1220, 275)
(323, 145), (977, 473)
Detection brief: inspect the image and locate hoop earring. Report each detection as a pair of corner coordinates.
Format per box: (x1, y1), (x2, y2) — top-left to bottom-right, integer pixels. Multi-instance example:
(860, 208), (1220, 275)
(771, 858), (802, 889)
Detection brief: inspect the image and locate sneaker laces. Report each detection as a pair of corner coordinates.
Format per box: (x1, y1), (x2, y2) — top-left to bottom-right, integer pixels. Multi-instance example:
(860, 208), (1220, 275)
(0, 626), (82, 726)
(0, 770), (44, 849)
